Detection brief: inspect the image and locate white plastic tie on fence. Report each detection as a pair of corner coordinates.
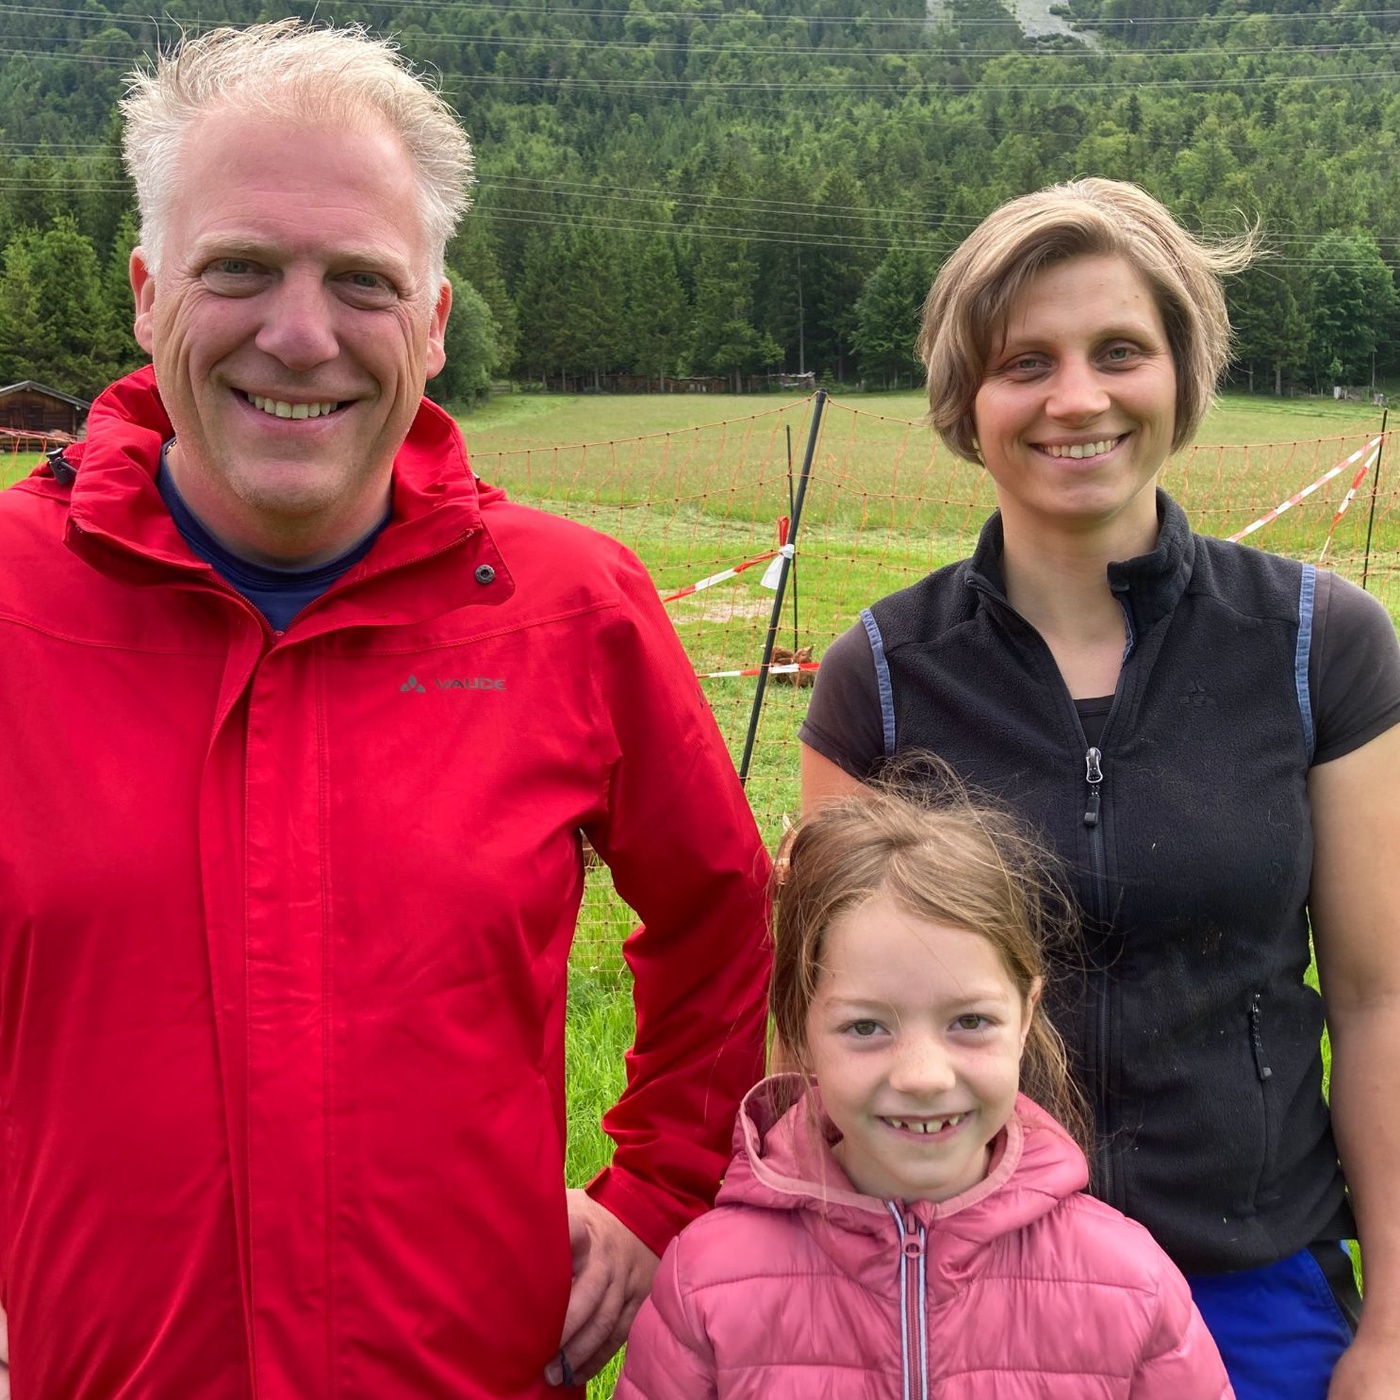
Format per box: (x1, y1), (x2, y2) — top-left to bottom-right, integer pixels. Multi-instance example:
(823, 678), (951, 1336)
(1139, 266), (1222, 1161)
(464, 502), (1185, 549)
(760, 543), (796, 591)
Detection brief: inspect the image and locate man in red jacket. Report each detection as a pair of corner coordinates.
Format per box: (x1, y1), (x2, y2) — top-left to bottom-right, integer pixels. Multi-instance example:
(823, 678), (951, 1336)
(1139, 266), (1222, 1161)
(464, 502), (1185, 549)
(0, 21), (769, 1399)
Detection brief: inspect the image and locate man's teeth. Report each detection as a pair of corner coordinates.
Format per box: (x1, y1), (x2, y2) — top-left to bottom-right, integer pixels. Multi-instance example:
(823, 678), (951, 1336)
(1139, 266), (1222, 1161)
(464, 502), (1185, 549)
(883, 1114), (966, 1134)
(1044, 438), (1118, 459)
(246, 393), (340, 419)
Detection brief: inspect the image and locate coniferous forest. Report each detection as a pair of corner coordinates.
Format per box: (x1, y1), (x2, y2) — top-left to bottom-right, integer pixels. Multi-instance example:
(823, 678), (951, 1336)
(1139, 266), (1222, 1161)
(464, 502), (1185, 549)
(2, 0), (1400, 403)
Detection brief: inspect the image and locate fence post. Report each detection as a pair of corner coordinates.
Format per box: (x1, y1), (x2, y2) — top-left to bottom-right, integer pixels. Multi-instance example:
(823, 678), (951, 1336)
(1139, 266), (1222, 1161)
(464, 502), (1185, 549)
(1361, 409), (1388, 593)
(738, 389), (827, 786)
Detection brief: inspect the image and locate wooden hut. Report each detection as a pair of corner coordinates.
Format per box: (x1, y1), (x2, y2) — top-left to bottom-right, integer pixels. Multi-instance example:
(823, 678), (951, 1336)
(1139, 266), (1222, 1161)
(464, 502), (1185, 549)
(0, 381), (91, 443)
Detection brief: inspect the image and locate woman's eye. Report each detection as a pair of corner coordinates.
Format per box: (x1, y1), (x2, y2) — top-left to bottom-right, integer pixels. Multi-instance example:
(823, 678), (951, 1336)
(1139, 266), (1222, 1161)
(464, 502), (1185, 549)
(1103, 344), (1137, 363)
(1001, 355), (1047, 376)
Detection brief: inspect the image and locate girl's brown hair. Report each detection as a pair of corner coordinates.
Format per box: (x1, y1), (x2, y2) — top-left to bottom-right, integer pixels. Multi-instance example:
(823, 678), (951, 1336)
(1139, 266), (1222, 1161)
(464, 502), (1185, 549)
(773, 769), (1089, 1148)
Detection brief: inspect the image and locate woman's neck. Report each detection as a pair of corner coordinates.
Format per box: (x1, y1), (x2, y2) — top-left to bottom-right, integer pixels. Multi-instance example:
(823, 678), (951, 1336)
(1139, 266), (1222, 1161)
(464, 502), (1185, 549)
(996, 507), (1160, 700)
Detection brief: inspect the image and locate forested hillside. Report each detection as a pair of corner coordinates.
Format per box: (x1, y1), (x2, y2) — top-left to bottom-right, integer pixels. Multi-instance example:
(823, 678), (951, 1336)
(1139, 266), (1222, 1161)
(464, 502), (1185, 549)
(2, 0), (1399, 400)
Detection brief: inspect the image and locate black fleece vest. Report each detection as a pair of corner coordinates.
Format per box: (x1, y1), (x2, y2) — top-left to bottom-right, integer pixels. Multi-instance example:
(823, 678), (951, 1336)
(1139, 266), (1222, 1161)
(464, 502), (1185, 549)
(864, 493), (1348, 1273)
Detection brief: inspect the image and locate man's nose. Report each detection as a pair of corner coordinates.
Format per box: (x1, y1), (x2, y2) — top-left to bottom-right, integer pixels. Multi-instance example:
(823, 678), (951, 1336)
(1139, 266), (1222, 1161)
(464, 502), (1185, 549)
(254, 273), (340, 370)
(1046, 356), (1110, 422)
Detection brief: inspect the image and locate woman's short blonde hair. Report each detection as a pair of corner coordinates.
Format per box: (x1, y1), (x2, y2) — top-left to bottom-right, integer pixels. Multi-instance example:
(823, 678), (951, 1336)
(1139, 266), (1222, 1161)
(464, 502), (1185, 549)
(917, 178), (1259, 461)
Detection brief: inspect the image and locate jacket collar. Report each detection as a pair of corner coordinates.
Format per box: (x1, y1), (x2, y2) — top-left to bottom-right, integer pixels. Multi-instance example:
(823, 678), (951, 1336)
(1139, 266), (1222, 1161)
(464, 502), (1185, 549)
(966, 489), (1196, 638)
(720, 1076), (1088, 1289)
(57, 367), (512, 619)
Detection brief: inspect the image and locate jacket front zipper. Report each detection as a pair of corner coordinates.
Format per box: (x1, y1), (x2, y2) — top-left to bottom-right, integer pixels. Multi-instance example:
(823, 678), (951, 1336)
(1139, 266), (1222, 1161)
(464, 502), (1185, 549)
(887, 1202), (929, 1400)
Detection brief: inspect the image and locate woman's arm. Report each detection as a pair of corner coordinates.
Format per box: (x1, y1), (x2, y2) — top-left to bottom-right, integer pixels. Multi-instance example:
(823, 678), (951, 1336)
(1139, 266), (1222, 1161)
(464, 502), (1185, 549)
(1309, 722), (1400, 1400)
(799, 742), (865, 817)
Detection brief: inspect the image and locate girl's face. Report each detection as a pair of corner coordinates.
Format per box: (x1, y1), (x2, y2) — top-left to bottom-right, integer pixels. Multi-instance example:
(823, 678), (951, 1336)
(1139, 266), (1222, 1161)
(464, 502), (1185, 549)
(804, 894), (1035, 1204)
(971, 253), (1176, 552)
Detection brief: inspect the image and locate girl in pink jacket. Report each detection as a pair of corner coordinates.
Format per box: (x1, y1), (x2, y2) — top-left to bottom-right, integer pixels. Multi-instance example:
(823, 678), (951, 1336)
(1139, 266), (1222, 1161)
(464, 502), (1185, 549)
(616, 786), (1233, 1400)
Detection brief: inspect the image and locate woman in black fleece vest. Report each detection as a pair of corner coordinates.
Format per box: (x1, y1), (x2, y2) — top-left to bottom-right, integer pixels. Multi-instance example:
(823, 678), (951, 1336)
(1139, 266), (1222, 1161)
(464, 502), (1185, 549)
(799, 179), (1400, 1400)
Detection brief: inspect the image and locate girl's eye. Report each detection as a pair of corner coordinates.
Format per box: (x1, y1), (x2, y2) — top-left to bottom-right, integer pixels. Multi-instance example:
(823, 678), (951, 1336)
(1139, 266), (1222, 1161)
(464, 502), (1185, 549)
(846, 1020), (883, 1038)
(954, 1014), (990, 1032)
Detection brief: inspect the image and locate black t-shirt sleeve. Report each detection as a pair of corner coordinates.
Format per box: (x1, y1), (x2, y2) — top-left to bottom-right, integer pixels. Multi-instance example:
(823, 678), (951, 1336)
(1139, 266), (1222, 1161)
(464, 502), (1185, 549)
(1311, 569), (1400, 765)
(799, 620), (885, 779)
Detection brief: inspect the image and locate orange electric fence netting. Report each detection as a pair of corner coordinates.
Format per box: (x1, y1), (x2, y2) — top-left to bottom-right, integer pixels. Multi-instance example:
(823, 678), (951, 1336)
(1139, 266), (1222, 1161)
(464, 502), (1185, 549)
(7, 407), (1396, 976)
(466, 394), (1400, 978)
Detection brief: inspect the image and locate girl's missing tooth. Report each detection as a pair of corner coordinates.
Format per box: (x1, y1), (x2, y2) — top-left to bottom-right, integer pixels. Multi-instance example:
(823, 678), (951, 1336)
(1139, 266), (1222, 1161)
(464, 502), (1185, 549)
(616, 785), (1233, 1400)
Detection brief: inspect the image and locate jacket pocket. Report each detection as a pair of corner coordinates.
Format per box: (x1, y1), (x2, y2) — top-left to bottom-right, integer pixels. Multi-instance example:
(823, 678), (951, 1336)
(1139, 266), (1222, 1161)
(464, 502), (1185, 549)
(1246, 990), (1282, 1213)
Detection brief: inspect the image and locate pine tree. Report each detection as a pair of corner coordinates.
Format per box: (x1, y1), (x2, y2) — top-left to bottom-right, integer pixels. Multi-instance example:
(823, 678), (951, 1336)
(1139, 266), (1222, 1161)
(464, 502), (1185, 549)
(626, 234), (688, 388)
(0, 215), (118, 396)
(853, 245), (932, 389)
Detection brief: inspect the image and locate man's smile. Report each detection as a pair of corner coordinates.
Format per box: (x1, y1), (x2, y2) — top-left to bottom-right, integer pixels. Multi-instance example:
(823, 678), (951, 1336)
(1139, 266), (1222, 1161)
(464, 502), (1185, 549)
(243, 392), (344, 420)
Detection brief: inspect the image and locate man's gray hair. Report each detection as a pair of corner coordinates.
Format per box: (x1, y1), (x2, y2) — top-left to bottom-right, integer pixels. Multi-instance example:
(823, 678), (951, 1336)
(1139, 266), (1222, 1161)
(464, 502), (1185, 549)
(121, 19), (474, 280)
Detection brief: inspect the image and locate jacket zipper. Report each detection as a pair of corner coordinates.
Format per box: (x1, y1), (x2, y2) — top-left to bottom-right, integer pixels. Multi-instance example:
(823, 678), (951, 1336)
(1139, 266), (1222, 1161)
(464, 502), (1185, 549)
(1082, 743), (1119, 1204)
(887, 1203), (928, 1400)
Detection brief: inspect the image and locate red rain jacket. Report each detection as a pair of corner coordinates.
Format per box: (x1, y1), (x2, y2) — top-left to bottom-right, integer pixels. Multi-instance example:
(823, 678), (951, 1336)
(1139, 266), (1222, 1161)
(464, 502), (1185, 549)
(0, 368), (770, 1399)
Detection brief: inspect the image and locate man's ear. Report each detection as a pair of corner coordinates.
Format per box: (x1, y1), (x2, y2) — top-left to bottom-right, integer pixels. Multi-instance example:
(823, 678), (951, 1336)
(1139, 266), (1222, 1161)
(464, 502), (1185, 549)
(130, 247), (157, 355)
(425, 277), (452, 379)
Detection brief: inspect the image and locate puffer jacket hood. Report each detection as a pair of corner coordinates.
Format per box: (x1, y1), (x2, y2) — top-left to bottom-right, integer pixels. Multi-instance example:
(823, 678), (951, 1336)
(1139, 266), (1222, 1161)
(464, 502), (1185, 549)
(618, 1077), (1232, 1399)
(723, 1075), (1086, 1282)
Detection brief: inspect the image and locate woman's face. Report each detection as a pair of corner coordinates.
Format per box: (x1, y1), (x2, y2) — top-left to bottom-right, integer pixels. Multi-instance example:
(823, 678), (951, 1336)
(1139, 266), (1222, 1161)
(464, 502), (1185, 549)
(972, 254), (1177, 549)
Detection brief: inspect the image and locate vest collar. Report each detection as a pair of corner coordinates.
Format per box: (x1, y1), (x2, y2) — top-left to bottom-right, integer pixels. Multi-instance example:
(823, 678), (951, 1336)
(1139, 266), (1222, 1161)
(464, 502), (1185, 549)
(966, 489), (1195, 638)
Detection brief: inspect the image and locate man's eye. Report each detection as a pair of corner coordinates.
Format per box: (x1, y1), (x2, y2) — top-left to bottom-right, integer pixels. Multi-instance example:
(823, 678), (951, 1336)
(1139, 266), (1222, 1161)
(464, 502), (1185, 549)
(346, 272), (391, 292)
(213, 259), (256, 276)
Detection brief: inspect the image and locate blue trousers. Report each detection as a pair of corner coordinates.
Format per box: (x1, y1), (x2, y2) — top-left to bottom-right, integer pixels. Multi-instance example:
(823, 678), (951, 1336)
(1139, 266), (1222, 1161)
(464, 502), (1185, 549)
(1187, 1245), (1358, 1400)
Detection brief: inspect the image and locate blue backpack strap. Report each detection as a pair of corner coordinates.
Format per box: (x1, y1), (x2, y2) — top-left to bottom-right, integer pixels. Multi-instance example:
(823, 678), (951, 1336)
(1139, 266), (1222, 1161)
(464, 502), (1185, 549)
(1296, 564), (1317, 763)
(861, 607), (897, 759)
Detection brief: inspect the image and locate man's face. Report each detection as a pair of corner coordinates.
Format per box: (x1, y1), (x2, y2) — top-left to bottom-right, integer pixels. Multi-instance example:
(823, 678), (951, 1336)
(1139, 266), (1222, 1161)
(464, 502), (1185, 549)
(131, 108), (451, 565)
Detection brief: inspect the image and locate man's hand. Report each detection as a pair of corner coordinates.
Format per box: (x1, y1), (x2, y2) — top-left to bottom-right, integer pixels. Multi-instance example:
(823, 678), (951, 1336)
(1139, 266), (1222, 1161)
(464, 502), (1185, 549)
(545, 1190), (659, 1388)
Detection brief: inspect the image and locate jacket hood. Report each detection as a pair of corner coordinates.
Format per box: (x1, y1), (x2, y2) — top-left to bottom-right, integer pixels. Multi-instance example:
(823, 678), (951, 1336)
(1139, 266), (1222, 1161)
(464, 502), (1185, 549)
(719, 1076), (1088, 1290)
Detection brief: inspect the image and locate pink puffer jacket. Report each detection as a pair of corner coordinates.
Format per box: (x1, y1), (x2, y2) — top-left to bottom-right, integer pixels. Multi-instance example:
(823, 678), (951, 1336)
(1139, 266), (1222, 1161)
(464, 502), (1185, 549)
(617, 1078), (1233, 1399)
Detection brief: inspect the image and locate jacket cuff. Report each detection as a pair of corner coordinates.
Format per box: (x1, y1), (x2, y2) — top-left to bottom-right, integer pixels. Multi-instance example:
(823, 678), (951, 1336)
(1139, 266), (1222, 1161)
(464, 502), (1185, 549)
(584, 1165), (696, 1259)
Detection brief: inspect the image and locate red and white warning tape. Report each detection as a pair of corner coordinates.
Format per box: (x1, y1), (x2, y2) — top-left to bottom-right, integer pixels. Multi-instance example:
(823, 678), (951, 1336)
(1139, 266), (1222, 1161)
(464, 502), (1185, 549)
(1227, 437), (1382, 543)
(661, 543), (795, 603)
(696, 661), (821, 680)
(1318, 448), (1381, 563)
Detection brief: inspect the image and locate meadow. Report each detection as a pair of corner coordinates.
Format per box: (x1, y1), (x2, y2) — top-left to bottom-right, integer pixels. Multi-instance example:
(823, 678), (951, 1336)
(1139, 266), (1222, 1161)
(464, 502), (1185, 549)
(3, 390), (1386, 1393)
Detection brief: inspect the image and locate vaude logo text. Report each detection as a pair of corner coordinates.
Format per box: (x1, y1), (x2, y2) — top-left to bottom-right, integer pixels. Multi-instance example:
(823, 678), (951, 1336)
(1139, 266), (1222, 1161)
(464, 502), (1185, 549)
(401, 674), (506, 693)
